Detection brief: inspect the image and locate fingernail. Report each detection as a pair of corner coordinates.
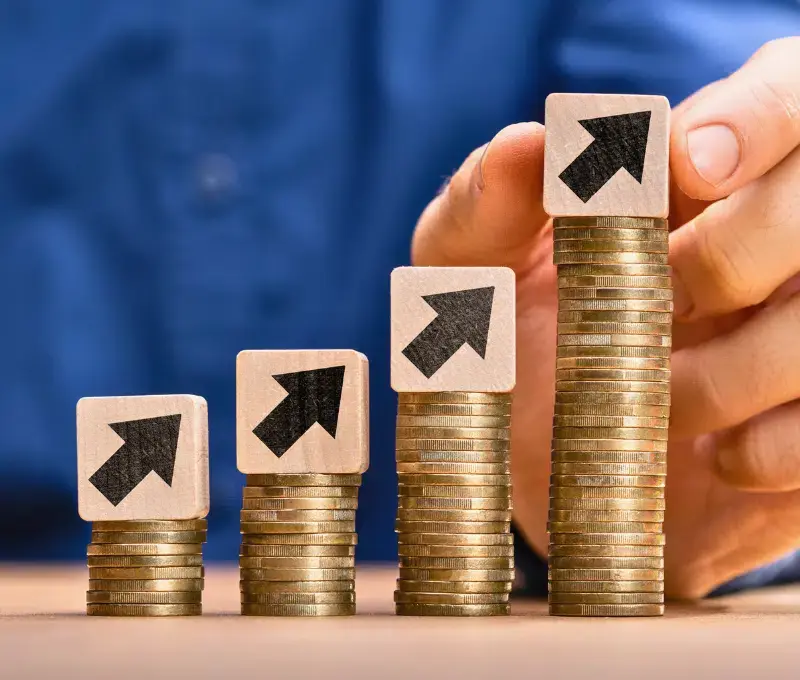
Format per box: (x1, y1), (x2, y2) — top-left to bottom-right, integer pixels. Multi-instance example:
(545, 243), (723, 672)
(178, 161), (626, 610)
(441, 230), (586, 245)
(471, 143), (490, 192)
(671, 271), (693, 319)
(686, 125), (740, 187)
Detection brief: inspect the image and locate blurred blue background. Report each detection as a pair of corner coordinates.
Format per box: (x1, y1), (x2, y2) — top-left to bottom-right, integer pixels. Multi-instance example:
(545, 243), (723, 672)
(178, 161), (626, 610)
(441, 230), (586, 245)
(0, 0), (797, 562)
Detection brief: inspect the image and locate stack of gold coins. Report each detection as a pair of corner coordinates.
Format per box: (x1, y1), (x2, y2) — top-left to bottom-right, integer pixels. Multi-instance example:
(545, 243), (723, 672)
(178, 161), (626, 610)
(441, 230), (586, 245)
(394, 392), (514, 616)
(239, 473), (360, 616)
(86, 519), (207, 616)
(548, 216), (670, 617)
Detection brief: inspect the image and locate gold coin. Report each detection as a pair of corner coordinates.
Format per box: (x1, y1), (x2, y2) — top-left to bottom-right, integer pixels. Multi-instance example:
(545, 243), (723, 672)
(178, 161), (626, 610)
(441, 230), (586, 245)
(548, 521), (662, 534)
(559, 321), (672, 336)
(395, 438), (510, 451)
(394, 591), (509, 605)
(557, 344), (672, 359)
(245, 474), (361, 487)
(559, 298), (674, 313)
(554, 403), (671, 418)
(240, 533), (357, 546)
(240, 568), (355, 581)
(555, 355), (670, 370)
(239, 544), (355, 557)
(398, 568), (514, 581)
(549, 497), (664, 510)
(397, 462), (510, 475)
(551, 463), (666, 476)
(552, 451), (667, 464)
(558, 334), (671, 348)
(555, 369), (670, 384)
(548, 509), (664, 523)
(90, 531), (206, 544)
(556, 390), (670, 405)
(241, 592), (355, 605)
(549, 533), (665, 546)
(399, 557), (514, 570)
(87, 604), (201, 617)
(86, 543), (202, 556)
(549, 568), (663, 581)
(559, 288), (673, 302)
(241, 603), (355, 616)
(88, 579), (204, 592)
(240, 580), (354, 594)
(91, 520), (207, 532)
(398, 393), (513, 405)
(88, 566), (204, 580)
(396, 450), (510, 463)
(548, 592), (663, 604)
(397, 474), (510, 486)
(242, 497), (358, 511)
(395, 520), (511, 534)
(238, 556), (353, 569)
(239, 509), (356, 522)
(396, 415), (510, 428)
(396, 603), (509, 616)
(551, 475), (665, 489)
(554, 239), (668, 254)
(398, 544), (514, 558)
(86, 555), (203, 568)
(396, 509), (512, 522)
(556, 380), (670, 394)
(557, 309), (672, 323)
(548, 544), (663, 558)
(549, 603), (663, 616)
(553, 426), (669, 441)
(396, 579), (512, 594)
(398, 485), (511, 499)
(550, 488), (664, 502)
(553, 228), (668, 242)
(398, 496), (512, 510)
(558, 263), (671, 278)
(243, 486), (359, 498)
(549, 556), (664, 569)
(552, 414), (668, 428)
(86, 591), (202, 604)
(397, 533), (513, 546)
(239, 521), (355, 534)
(552, 439), (668, 452)
(398, 403), (512, 416)
(554, 252), (669, 265)
(395, 427), (510, 440)
(548, 579), (664, 593)
(553, 217), (667, 230)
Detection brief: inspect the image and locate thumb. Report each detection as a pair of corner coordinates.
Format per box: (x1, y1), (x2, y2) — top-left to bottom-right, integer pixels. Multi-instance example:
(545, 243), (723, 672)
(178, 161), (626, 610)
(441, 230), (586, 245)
(412, 122), (550, 270)
(671, 37), (800, 201)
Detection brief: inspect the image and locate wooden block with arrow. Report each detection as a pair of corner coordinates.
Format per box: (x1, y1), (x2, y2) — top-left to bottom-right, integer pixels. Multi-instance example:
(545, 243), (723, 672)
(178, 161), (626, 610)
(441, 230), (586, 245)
(77, 395), (209, 521)
(390, 267), (516, 393)
(236, 350), (369, 474)
(543, 93), (670, 217)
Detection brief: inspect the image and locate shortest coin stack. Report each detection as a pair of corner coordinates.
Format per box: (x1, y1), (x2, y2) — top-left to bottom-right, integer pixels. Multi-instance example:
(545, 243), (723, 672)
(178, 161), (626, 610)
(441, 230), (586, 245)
(240, 473), (360, 616)
(395, 392), (514, 617)
(87, 519), (207, 616)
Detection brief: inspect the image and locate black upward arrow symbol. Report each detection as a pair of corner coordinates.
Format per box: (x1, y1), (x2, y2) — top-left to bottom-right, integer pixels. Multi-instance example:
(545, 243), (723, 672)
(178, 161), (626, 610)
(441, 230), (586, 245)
(253, 366), (346, 457)
(559, 111), (651, 203)
(89, 414), (182, 506)
(402, 287), (494, 379)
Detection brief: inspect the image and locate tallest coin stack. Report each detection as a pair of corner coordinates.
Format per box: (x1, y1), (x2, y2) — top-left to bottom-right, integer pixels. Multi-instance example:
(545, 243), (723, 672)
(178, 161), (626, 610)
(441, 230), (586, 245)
(547, 216), (671, 616)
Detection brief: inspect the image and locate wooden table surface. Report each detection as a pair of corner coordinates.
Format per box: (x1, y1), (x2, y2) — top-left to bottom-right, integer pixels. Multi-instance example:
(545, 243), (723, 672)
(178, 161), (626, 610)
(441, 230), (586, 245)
(2, 564), (800, 679)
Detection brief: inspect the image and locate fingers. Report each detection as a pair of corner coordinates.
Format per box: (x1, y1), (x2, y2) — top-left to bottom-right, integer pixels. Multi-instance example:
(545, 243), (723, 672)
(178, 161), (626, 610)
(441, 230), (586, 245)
(669, 143), (800, 319)
(670, 293), (800, 438)
(714, 401), (800, 492)
(412, 122), (550, 269)
(671, 37), (800, 201)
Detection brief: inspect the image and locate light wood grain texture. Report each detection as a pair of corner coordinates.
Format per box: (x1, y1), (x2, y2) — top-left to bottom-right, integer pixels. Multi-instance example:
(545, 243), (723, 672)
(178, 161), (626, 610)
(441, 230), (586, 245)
(544, 93), (670, 217)
(77, 395), (209, 521)
(237, 350), (369, 474)
(2, 565), (800, 680)
(391, 267), (516, 393)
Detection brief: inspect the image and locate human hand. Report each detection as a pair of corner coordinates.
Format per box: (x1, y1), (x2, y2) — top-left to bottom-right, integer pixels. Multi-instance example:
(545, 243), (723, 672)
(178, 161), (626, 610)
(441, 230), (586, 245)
(410, 37), (800, 598)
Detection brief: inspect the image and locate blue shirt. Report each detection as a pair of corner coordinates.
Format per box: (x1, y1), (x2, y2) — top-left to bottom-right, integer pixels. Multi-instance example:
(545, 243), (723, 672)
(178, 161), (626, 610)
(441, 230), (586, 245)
(1, 0), (799, 594)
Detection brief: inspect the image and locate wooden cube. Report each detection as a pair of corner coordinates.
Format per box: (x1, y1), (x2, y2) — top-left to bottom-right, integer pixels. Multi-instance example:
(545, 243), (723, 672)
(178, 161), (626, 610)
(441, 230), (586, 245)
(544, 93), (670, 217)
(237, 350), (369, 474)
(391, 267), (516, 393)
(77, 395), (209, 521)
